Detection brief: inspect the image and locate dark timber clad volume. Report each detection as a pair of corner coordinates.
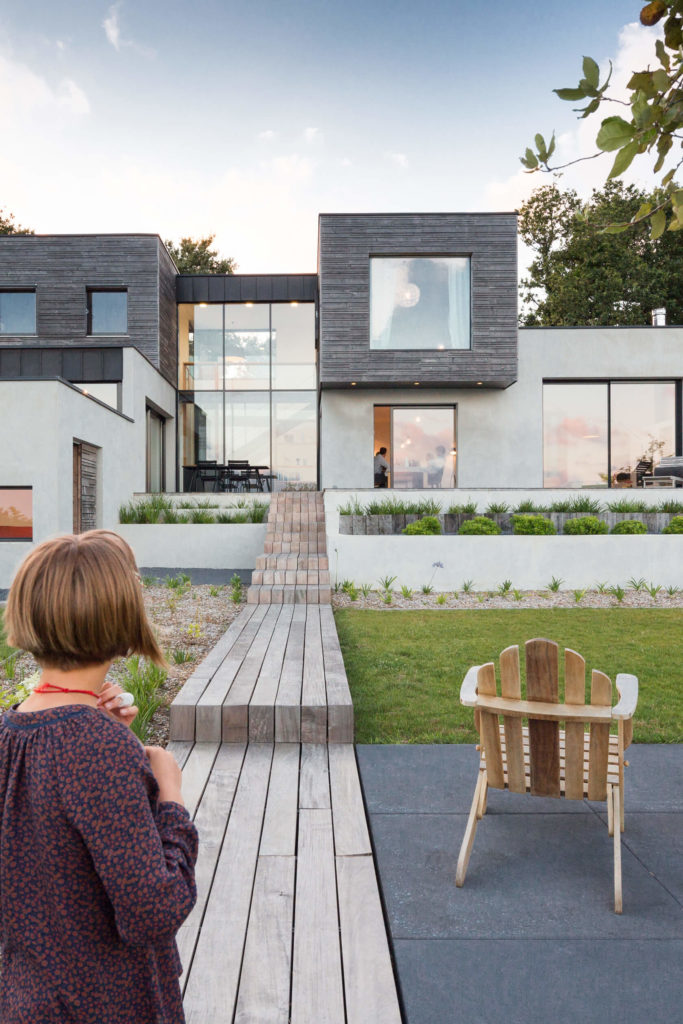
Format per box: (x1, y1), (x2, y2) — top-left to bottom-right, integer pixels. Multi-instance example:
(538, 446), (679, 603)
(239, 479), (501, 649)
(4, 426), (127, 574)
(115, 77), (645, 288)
(0, 346), (123, 381)
(176, 274), (318, 304)
(0, 235), (177, 385)
(318, 213), (518, 388)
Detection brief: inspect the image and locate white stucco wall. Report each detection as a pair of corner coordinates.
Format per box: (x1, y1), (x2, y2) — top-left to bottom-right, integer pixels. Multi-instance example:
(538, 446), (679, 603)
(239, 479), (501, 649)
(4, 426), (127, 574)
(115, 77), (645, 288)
(320, 327), (683, 489)
(115, 524), (267, 569)
(0, 349), (176, 589)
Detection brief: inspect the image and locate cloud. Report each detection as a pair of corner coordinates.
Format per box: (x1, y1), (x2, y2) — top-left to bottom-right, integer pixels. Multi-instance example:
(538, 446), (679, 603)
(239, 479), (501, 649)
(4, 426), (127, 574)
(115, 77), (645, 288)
(341, 157), (352, 167)
(0, 52), (90, 117)
(387, 152), (408, 168)
(103, 3), (155, 57)
(258, 129), (277, 141)
(304, 127), (321, 143)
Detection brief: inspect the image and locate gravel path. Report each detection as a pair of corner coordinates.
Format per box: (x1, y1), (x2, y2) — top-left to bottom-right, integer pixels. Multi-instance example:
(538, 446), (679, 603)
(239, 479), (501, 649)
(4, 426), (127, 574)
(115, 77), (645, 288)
(332, 587), (683, 611)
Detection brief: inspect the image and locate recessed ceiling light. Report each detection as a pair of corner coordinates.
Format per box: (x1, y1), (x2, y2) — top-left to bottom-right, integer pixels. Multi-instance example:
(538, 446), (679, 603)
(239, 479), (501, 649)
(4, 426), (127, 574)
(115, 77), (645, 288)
(350, 382), (357, 386)
(290, 301), (299, 307)
(245, 302), (253, 307)
(414, 381), (420, 386)
(198, 302), (208, 307)
(476, 381), (483, 386)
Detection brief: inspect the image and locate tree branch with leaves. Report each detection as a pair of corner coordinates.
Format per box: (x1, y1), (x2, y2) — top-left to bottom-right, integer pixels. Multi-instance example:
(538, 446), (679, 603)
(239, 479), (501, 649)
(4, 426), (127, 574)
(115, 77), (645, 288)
(521, 2), (683, 239)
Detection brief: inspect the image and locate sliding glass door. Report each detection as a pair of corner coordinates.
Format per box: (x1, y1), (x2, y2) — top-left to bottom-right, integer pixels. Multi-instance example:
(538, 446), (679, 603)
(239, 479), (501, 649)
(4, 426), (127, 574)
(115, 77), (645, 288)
(374, 406), (457, 488)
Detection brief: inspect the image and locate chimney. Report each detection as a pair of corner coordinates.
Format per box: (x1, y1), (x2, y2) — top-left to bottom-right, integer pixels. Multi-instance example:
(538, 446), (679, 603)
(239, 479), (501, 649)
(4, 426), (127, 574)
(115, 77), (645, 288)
(652, 307), (666, 326)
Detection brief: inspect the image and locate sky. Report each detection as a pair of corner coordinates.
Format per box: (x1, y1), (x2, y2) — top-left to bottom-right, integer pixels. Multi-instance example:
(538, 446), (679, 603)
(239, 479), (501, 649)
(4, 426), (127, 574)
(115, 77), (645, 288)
(0, 1), (669, 273)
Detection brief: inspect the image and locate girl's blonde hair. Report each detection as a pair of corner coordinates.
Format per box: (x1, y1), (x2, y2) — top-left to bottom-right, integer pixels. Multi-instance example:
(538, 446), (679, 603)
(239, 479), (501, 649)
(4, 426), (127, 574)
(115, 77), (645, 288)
(5, 530), (165, 670)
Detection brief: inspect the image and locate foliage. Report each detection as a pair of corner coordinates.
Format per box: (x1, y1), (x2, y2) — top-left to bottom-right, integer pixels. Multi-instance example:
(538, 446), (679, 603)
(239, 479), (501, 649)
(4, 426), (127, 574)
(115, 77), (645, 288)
(165, 572), (191, 594)
(436, 593), (447, 605)
(485, 502), (509, 514)
(518, 182), (683, 325)
(341, 497), (442, 516)
(421, 584), (434, 595)
(0, 207), (33, 235)
(378, 574), (397, 592)
(513, 500), (551, 513)
(573, 589), (586, 603)
(612, 519), (648, 534)
(497, 579), (513, 596)
(658, 499), (683, 512)
(447, 501), (478, 514)
(461, 579), (474, 593)
(458, 516), (501, 535)
(607, 499), (650, 512)
(608, 584), (627, 603)
(547, 575), (565, 592)
(171, 648), (195, 664)
(164, 235), (236, 274)
(647, 582), (663, 598)
(230, 573), (244, 603)
(628, 576), (648, 591)
(400, 585), (414, 599)
(118, 656), (167, 743)
(336, 608), (683, 744)
(512, 513), (556, 535)
(402, 515), (442, 535)
(119, 497), (267, 524)
(563, 515), (609, 535)
(550, 497), (604, 513)
(662, 514), (683, 532)
(521, 9), (683, 237)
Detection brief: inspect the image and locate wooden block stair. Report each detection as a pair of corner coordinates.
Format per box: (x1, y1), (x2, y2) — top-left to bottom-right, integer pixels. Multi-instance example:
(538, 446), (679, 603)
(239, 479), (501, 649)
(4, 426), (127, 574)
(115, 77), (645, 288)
(247, 491), (331, 605)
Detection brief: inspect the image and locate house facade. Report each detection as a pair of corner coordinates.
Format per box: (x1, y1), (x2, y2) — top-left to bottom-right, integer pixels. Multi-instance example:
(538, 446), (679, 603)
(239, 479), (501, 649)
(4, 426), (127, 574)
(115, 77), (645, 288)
(1, 214), (681, 584)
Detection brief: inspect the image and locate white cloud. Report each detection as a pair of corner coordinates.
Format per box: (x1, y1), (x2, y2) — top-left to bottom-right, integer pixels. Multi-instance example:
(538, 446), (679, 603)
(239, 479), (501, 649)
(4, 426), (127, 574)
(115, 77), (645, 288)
(56, 40), (66, 52)
(304, 127), (321, 143)
(257, 129), (277, 141)
(0, 52), (90, 118)
(103, 3), (155, 57)
(482, 20), (666, 212)
(387, 152), (408, 168)
(341, 157), (352, 167)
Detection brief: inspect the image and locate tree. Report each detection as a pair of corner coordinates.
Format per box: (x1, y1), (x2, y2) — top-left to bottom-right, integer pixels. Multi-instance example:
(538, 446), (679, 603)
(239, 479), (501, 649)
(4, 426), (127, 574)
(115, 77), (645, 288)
(0, 208), (33, 235)
(519, 180), (683, 324)
(164, 235), (237, 274)
(521, 3), (683, 238)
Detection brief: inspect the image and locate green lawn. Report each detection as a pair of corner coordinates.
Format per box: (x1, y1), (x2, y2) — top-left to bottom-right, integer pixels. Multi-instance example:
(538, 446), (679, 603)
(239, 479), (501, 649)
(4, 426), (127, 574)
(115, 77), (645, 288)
(335, 609), (683, 744)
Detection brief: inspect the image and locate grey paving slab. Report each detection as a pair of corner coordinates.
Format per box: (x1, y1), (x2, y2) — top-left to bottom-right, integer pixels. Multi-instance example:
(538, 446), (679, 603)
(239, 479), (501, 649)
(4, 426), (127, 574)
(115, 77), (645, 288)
(594, 811), (683, 904)
(368, 811), (682, 939)
(357, 744), (589, 815)
(393, 938), (683, 1024)
(591, 743), (683, 812)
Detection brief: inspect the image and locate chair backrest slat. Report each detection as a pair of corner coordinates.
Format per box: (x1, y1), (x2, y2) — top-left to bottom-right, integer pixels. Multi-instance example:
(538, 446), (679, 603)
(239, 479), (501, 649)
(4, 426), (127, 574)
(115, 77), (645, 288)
(564, 648), (587, 800)
(525, 639), (561, 798)
(588, 669), (612, 801)
(477, 662), (505, 789)
(500, 645), (526, 793)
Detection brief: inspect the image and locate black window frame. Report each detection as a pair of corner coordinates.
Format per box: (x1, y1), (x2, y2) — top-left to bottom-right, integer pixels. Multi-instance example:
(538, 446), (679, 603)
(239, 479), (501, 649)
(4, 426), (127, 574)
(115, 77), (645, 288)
(0, 289), (36, 336)
(86, 288), (128, 336)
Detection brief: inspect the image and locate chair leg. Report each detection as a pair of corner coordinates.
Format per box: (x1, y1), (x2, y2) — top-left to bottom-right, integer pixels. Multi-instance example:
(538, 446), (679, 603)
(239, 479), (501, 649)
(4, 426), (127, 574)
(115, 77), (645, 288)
(477, 773), (488, 819)
(456, 770), (485, 888)
(607, 782), (614, 837)
(612, 786), (623, 914)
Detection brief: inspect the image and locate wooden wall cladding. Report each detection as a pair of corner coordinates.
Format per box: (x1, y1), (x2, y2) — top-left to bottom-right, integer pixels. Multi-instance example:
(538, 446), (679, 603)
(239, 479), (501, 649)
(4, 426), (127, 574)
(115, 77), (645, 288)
(318, 213), (518, 388)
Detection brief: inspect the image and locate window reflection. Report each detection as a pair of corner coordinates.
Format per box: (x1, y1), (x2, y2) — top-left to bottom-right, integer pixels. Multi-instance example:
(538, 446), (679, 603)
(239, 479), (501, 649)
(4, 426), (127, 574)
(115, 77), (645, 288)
(0, 291), (35, 334)
(180, 393), (223, 466)
(543, 384), (608, 487)
(390, 407), (457, 489)
(224, 305), (270, 390)
(225, 393), (270, 466)
(610, 383), (676, 485)
(271, 304), (316, 389)
(370, 257), (470, 351)
(272, 392), (317, 487)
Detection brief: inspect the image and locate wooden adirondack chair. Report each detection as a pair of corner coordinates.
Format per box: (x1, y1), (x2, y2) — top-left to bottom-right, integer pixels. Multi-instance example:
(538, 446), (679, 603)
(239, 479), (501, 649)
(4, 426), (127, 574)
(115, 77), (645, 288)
(455, 638), (638, 913)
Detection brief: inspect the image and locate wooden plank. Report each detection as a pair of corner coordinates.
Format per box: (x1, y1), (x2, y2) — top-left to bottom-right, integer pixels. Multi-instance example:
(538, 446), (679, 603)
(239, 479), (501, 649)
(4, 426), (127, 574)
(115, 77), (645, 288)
(320, 605), (354, 742)
(329, 744), (372, 856)
(166, 739), (194, 770)
(183, 743), (274, 1023)
(223, 605), (282, 742)
(336, 855), (402, 1024)
(476, 662), (504, 790)
(234, 856), (295, 1024)
(476, 696), (611, 723)
(526, 638), (560, 798)
(275, 605), (306, 742)
(588, 669), (612, 801)
(301, 607), (327, 743)
(194, 605), (268, 742)
(564, 648), (586, 801)
(499, 645), (524, 794)
(177, 743), (247, 990)
(249, 604), (295, 741)
(299, 743), (331, 809)
(180, 742), (220, 819)
(291, 809), (345, 1024)
(260, 744), (300, 856)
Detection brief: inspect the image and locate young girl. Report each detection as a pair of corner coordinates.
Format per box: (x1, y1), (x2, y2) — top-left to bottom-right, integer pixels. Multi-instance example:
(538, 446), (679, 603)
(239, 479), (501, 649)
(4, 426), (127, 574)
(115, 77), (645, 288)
(0, 530), (198, 1024)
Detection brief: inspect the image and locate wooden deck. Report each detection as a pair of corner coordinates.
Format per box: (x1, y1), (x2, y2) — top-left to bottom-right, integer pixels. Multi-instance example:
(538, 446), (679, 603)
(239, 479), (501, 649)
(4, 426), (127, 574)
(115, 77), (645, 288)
(168, 492), (402, 1022)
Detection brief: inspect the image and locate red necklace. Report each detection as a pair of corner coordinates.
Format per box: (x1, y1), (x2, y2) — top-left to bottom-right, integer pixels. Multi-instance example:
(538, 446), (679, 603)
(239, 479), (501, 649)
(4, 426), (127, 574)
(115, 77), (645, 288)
(34, 682), (99, 699)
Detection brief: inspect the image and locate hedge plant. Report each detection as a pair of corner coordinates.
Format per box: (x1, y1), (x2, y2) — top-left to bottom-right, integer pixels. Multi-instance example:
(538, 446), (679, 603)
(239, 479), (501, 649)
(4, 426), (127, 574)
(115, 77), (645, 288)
(662, 515), (683, 534)
(512, 514), (556, 535)
(459, 516), (501, 536)
(610, 519), (648, 535)
(402, 516), (442, 535)
(563, 516), (608, 535)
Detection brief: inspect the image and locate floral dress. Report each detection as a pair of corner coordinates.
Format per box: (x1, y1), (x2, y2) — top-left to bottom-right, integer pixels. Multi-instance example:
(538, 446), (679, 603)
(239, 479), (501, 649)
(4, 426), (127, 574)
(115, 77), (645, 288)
(0, 705), (198, 1023)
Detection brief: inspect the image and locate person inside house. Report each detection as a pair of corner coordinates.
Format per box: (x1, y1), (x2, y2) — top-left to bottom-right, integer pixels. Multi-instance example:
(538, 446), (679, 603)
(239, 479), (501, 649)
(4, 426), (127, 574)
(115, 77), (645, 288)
(374, 446), (390, 487)
(426, 445), (446, 487)
(0, 530), (198, 1024)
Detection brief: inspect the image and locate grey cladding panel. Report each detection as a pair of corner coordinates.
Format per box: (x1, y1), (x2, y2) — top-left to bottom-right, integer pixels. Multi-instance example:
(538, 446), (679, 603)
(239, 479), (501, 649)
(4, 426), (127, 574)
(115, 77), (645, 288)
(0, 235), (167, 375)
(318, 213), (518, 387)
(175, 274), (317, 304)
(0, 347), (123, 382)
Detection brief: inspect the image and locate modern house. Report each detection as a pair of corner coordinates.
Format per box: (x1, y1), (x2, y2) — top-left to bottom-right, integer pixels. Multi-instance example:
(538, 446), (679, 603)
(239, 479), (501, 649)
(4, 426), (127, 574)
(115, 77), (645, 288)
(1, 213), (681, 584)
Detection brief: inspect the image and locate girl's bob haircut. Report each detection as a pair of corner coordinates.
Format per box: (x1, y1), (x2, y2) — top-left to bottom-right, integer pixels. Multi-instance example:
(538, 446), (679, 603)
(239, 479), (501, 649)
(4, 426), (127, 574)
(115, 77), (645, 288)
(5, 530), (165, 670)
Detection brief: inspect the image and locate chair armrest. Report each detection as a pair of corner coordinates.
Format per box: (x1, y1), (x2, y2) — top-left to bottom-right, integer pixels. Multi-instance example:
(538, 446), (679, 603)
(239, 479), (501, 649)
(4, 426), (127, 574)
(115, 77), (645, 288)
(612, 673), (638, 720)
(460, 666), (481, 707)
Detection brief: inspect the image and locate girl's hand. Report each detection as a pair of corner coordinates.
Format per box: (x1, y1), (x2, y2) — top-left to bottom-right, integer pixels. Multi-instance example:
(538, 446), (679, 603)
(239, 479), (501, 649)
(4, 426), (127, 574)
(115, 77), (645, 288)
(97, 680), (139, 729)
(144, 746), (184, 806)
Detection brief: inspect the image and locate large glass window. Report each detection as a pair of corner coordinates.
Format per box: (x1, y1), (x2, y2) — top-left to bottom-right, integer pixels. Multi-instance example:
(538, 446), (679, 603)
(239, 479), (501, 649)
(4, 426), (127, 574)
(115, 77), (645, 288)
(272, 304), (316, 389)
(370, 257), (470, 350)
(0, 291), (35, 334)
(272, 392), (317, 487)
(225, 392), (271, 466)
(87, 290), (127, 334)
(224, 305), (270, 390)
(543, 381), (678, 487)
(374, 406), (457, 488)
(180, 392), (223, 466)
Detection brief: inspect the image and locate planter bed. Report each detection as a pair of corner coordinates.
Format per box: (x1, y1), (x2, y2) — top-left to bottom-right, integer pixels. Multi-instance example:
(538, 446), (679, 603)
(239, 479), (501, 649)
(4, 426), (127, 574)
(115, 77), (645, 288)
(338, 511), (676, 535)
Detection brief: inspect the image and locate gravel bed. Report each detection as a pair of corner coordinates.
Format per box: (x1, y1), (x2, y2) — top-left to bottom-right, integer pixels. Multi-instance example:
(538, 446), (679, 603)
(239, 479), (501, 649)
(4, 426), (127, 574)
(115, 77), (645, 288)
(332, 588), (683, 611)
(0, 585), (243, 747)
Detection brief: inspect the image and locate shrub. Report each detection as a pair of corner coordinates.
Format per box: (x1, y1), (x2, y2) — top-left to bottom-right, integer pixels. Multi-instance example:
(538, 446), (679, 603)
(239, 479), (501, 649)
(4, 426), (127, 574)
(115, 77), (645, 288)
(662, 515), (683, 534)
(611, 520), (648, 535)
(119, 656), (167, 743)
(512, 514), (556, 535)
(563, 516), (608, 535)
(485, 502), (509, 514)
(459, 516), (501, 535)
(402, 516), (442, 535)
(447, 501), (477, 514)
(607, 499), (649, 513)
